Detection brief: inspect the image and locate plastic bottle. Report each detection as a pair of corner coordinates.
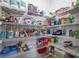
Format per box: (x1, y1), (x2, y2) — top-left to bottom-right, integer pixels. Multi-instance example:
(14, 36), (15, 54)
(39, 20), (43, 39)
(76, 0), (79, 6)
(60, 18), (65, 25)
(51, 37), (57, 44)
(1, 30), (7, 40)
(73, 31), (79, 39)
(47, 29), (51, 34)
(54, 18), (59, 25)
(8, 26), (14, 39)
(66, 14), (73, 24)
(15, 28), (19, 38)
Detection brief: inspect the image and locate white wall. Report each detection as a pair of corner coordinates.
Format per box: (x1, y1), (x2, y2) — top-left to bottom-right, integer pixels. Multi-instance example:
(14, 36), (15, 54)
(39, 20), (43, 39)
(24, 0), (76, 16)
(24, 0), (52, 16)
(50, 0), (76, 12)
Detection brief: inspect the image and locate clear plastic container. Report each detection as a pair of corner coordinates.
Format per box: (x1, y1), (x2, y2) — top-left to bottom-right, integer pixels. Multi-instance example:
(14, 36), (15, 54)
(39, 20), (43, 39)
(10, 0), (18, 9)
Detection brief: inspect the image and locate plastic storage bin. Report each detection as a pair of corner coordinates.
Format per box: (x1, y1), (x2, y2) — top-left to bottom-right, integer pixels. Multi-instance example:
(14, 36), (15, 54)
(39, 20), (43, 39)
(10, 0), (18, 9)
(1, 31), (7, 40)
(54, 48), (66, 58)
(20, 0), (26, 11)
(0, 0), (10, 6)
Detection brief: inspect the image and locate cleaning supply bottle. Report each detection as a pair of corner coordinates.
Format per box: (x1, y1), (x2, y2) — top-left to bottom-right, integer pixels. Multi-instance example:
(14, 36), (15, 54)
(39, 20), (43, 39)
(66, 14), (73, 24)
(76, 0), (79, 6)
(51, 37), (57, 44)
(73, 30), (79, 39)
(1, 25), (7, 40)
(60, 18), (65, 25)
(47, 29), (51, 34)
(1, 30), (7, 40)
(53, 18), (59, 25)
(47, 19), (51, 26)
(8, 26), (14, 39)
(69, 30), (73, 37)
(15, 28), (19, 38)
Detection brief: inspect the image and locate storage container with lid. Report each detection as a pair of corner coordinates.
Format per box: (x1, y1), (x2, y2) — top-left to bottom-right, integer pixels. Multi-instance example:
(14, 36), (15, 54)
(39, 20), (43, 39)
(10, 0), (18, 9)
(20, 0), (26, 11)
(0, 0), (10, 7)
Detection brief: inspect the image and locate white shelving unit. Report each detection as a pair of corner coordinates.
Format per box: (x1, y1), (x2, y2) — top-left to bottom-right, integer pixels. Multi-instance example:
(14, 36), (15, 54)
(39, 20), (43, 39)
(0, 2), (52, 58)
(0, 1), (79, 58)
(45, 6), (79, 58)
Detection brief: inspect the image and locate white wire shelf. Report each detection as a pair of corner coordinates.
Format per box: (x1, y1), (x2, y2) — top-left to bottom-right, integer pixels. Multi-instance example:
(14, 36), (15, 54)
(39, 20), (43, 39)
(2, 22), (49, 28)
(1, 34), (79, 43)
(36, 34), (79, 51)
(52, 35), (79, 40)
(1, 38), (79, 58)
(1, 22), (79, 28)
(35, 34), (79, 51)
(1, 35), (52, 42)
(0, 3), (25, 15)
(47, 23), (79, 28)
(4, 43), (79, 58)
(52, 43), (79, 57)
(2, 48), (49, 58)
(27, 14), (49, 18)
(55, 6), (79, 16)
(1, 50), (30, 58)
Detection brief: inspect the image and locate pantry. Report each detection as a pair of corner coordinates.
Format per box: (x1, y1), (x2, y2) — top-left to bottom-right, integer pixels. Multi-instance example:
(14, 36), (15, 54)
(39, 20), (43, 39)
(0, 0), (79, 58)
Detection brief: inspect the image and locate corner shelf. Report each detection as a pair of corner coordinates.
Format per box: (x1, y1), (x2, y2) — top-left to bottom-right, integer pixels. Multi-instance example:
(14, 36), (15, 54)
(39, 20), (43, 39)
(52, 43), (79, 57)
